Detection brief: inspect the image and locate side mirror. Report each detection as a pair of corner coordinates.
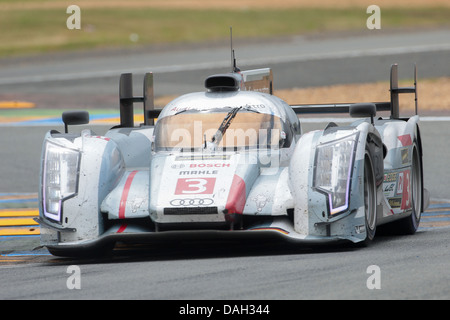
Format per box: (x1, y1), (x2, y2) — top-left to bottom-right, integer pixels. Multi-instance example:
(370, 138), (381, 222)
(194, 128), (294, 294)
(349, 103), (376, 124)
(62, 111), (89, 133)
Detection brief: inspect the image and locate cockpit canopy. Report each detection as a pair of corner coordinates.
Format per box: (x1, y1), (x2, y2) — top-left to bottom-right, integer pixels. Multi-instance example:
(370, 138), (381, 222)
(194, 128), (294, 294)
(154, 108), (291, 152)
(153, 90), (300, 152)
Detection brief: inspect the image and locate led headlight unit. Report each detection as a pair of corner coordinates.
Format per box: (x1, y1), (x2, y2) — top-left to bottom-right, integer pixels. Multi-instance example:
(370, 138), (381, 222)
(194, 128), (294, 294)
(42, 141), (80, 223)
(313, 133), (358, 216)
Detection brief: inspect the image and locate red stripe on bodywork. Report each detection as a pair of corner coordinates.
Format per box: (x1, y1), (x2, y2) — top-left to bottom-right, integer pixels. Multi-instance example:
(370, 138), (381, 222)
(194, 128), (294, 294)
(117, 223), (127, 233)
(398, 134), (412, 147)
(225, 174), (246, 214)
(119, 170), (138, 219)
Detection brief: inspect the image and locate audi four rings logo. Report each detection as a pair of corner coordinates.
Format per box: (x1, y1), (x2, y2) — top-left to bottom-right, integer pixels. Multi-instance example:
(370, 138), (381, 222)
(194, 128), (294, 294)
(170, 198), (214, 206)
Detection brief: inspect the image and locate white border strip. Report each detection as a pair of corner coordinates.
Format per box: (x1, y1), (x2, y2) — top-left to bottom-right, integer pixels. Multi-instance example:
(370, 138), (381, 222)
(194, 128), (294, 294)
(1, 116), (450, 127)
(300, 116), (450, 123)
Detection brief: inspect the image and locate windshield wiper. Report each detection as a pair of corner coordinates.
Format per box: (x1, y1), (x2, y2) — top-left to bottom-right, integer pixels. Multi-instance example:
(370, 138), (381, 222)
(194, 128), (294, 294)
(211, 107), (242, 145)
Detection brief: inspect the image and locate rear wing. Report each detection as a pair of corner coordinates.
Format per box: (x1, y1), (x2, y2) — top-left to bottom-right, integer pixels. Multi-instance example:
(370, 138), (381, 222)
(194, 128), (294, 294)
(119, 72), (155, 127)
(118, 64), (416, 127)
(291, 64), (418, 119)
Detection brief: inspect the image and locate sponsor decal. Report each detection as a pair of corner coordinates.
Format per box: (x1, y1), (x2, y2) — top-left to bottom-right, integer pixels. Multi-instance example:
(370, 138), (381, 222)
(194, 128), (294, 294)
(384, 169), (411, 211)
(400, 169), (411, 210)
(169, 198), (214, 206)
(180, 170), (218, 175)
(388, 198), (402, 209)
(383, 182), (396, 198)
(397, 172), (404, 194)
(401, 148), (409, 165)
(384, 172), (397, 182)
(175, 178), (216, 195)
(190, 163), (230, 168)
(175, 155), (230, 161)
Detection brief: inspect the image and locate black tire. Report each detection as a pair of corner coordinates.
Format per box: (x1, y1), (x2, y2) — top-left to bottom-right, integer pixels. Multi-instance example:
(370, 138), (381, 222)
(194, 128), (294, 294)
(393, 144), (423, 234)
(363, 151), (377, 243)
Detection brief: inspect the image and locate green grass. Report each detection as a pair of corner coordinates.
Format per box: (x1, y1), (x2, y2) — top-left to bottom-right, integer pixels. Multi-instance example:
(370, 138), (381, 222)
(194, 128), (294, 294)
(1, 7), (449, 57)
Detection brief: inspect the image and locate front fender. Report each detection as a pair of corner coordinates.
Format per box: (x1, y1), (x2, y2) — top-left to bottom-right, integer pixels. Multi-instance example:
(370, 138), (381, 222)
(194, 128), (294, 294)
(288, 122), (379, 242)
(39, 130), (125, 246)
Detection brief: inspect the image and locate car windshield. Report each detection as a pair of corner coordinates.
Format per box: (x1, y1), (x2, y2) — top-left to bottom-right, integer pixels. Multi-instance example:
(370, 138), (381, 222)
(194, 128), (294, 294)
(154, 109), (285, 151)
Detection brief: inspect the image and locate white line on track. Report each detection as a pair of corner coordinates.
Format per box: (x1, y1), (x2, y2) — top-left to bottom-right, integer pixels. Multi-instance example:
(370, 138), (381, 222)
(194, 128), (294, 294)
(1, 43), (450, 85)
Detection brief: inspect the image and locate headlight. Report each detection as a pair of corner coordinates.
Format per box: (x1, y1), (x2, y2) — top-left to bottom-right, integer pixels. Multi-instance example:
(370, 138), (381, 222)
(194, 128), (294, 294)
(42, 141), (80, 223)
(313, 133), (358, 216)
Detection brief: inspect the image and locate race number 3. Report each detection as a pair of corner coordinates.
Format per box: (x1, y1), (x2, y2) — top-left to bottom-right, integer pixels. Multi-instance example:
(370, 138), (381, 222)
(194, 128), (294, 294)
(175, 178), (216, 195)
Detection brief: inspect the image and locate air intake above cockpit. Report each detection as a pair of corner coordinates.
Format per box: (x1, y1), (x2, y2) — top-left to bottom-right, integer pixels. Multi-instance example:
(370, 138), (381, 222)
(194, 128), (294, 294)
(204, 73), (241, 92)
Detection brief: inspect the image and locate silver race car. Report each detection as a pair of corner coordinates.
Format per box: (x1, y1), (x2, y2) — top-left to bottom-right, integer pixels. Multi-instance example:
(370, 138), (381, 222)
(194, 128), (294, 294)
(37, 62), (428, 257)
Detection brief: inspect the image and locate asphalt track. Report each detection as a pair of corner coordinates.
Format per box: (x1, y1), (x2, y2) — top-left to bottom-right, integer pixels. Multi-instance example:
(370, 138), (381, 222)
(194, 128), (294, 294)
(0, 120), (449, 300)
(0, 28), (449, 300)
(0, 28), (449, 107)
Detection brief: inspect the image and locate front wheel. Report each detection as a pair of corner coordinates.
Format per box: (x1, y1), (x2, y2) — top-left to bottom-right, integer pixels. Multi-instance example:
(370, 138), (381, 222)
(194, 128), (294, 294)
(364, 152), (377, 242)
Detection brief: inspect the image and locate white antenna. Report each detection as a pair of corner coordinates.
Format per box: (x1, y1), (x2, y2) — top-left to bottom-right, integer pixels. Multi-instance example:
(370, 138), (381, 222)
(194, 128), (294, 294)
(230, 26), (239, 73)
(230, 26), (234, 72)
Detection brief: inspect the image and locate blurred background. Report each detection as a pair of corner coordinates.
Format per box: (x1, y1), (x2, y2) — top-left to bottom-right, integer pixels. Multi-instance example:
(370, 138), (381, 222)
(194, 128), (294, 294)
(0, 0), (449, 120)
(1, 0), (449, 57)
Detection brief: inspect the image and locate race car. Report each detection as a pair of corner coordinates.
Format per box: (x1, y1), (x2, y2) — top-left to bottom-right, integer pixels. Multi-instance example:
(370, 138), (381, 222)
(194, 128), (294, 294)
(37, 62), (428, 257)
